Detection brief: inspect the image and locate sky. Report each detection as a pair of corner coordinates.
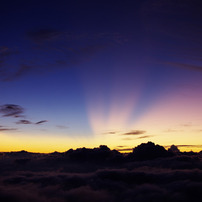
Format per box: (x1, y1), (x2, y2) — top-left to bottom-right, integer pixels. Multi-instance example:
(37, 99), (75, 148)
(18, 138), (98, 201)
(0, 0), (202, 152)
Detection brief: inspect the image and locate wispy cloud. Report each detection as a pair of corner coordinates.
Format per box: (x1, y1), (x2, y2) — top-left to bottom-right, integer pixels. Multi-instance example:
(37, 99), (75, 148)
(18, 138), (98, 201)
(0, 126), (17, 131)
(4, 64), (34, 81)
(176, 145), (202, 148)
(0, 29), (127, 82)
(164, 129), (183, 133)
(164, 62), (202, 72)
(180, 123), (192, 127)
(56, 125), (68, 129)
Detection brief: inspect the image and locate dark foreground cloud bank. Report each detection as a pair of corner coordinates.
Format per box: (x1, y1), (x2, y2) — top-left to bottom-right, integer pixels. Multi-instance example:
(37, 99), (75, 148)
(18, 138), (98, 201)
(1, 142), (202, 202)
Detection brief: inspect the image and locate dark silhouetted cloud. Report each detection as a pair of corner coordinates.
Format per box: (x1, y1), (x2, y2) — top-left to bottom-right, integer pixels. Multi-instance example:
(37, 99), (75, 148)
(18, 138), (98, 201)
(1, 142), (202, 201)
(123, 130), (146, 135)
(128, 141), (170, 161)
(35, 120), (48, 124)
(16, 120), (32, 124)
(168, 145), (180, 153)
(0, 104), (24, 118)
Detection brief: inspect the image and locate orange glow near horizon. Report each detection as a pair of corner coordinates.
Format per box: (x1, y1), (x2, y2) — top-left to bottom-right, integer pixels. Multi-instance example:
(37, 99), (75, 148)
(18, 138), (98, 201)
(1, 81), (202, 153)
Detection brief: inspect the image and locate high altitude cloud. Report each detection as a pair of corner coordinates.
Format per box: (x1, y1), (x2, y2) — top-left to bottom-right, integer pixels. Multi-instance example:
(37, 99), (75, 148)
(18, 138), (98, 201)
(0, 47), (19, 81)
(0, 104), (24, 118)
(140, 0), (202, 72)
(0, 28), (127, 82)
(5, 64), (34, 82)
(164, 62), (202, 72)
(27, 28), (62, 43)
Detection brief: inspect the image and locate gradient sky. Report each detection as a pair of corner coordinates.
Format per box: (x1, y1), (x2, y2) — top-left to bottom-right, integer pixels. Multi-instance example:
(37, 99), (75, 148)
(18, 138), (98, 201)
(1, 0), (202, 152)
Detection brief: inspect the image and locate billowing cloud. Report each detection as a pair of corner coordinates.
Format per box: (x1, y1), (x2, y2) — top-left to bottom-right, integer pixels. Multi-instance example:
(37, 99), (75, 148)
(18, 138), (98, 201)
(0, 104), (24, 118)
(1, 141), (202, 201)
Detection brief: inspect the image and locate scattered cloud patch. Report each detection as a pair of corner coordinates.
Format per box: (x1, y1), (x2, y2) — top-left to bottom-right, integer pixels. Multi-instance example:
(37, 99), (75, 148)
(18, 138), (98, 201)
(16, 120), (32, 124)
(180, 123), (192, 127)
(0, 104), (24, 118)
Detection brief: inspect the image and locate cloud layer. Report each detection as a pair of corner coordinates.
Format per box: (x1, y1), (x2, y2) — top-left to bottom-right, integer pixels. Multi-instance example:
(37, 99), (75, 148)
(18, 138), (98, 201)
(1, 142), (202, 201)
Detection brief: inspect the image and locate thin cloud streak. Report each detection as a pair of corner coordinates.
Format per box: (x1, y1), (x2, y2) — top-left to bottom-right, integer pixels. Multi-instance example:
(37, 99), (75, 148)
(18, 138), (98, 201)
(35, 120), (48, 125)
(136, 135), (153, 139)
(123, 130), (146, 136)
